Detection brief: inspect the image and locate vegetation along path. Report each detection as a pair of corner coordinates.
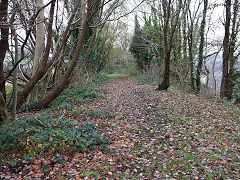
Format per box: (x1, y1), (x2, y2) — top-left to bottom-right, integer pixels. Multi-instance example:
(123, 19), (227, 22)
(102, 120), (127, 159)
(1, 76), (239, 179)
(86, 76), (240, 179)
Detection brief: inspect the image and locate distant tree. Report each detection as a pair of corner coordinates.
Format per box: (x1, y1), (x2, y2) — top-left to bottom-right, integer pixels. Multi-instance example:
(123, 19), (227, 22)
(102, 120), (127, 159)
(130, 15), (144, 71)
(130, 13), (158, 72)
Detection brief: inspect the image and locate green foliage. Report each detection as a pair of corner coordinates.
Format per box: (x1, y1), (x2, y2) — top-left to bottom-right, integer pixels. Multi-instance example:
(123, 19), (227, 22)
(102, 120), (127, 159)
(137, 73), (160, 86)
(126, 66), (139, 76)
(66, 0), (104, 74)
(196, 0), (208, 93)
(102, 61), (138, 77)
(130, 13), (164, 72)
(231, 67), (240, 104)
(84, 0), (104, 73)
(5, 83), (12, 95)
(106, 73), (129, 78)
(91, 73), (109, 86)
(102, 68), (117, 74)
(51, 85), (104, 109)
(0, 112), (109, 155)
(130, 15), (153, 71)
(0, 74), (111, 157)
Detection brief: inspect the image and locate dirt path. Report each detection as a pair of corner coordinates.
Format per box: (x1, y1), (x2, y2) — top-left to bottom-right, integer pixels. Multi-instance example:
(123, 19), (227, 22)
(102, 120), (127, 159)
(86, 77), (173, 178)
(1, 76), (238, 179)
(88, 77), (240, 179)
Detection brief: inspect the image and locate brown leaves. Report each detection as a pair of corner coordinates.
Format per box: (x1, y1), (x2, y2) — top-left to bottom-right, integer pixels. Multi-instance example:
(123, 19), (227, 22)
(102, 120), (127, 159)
(1, 77), (239, 179)
(222, 141), (228, 146)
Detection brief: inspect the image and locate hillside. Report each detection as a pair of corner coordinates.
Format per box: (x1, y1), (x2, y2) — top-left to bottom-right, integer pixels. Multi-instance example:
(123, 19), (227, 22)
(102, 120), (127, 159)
(1, 76), (239, 179)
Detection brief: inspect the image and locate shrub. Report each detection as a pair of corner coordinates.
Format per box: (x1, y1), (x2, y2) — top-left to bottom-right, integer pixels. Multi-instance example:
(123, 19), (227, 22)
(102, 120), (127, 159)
(137, 73), (160, 86)
(51, 87), (103, 110)
(0, 112), (109, 156)
(0, 73), (110, 157)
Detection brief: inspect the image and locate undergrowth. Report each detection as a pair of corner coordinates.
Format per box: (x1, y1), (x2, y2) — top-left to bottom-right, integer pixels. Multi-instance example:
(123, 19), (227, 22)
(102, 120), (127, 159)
(0, 74), (111, 159)
(0, 112), (109, 156)
(137, 73), (160, 86)
(102, 63), (138, 77)
(51, 74), (108, 109)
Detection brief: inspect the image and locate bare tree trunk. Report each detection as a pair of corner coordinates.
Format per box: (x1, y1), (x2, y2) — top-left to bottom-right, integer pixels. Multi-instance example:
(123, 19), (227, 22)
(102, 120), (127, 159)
(0, 0), (9, 101)
(28, 0), (45, 103)
(220, 0), (231, 98)
(187, 0), (198, 91)
(16, 0), (56, 109)
(31, 0), (97, 109)
(157, 0), (182, 90)
(0, 92), (10, 123)
(11, 32), (18, 119)
(41, 71), (51, 98)
(212, 48), (221, 95)
(8, 0), (18, 119)
(157, 51), (171, 90)
(53, 53), (65, 87)
(188, 24), (195, 91)
(157, 0), (171, 90)
(204, 64), (210, 89)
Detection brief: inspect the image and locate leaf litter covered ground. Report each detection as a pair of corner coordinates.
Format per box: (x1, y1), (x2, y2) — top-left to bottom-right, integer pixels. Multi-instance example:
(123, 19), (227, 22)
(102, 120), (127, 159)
(1, 77), (240, 179)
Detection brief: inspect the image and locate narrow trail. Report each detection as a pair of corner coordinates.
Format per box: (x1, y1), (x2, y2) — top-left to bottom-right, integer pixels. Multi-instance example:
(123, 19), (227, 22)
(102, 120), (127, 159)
(94, 77), (168, 124)
(87, 76), (240, 179)
(2, 76), (238, 179)
(88, 77), (174, 178)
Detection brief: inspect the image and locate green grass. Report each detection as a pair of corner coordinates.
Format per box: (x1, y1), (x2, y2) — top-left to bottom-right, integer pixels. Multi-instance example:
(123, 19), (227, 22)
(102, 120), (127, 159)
(102, 62), (139, 77)
(137, 73), (160, 86)
(6, 83), (12, 95)
(105, 73), (129, 78)
(82, 169), (100, 177)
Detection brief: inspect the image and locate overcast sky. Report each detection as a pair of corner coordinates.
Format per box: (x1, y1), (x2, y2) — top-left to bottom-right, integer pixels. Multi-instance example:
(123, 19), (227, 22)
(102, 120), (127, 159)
(124, 0), (225, 39)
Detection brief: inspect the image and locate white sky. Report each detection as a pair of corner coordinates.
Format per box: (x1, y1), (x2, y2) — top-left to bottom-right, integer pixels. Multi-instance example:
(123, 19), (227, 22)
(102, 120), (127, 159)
(124, 0), (225, 39)
(12, 0), (227, 55)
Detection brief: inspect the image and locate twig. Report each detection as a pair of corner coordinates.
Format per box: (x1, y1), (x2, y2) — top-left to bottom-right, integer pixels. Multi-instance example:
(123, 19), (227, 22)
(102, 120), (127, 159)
(34, 117), (48, 127)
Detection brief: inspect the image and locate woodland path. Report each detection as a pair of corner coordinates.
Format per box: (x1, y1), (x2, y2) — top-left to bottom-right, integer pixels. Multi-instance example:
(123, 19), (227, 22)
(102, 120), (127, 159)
(1, 77), (239, 179)
(88, 76), (172, 178)
(86, 76), (240, 179)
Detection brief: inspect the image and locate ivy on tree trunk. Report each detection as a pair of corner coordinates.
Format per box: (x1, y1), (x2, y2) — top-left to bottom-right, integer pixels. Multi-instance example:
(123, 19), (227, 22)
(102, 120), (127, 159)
(0, 0), (9, 101)
(220, 0), (231, 98)
(196, 0), (208, 93)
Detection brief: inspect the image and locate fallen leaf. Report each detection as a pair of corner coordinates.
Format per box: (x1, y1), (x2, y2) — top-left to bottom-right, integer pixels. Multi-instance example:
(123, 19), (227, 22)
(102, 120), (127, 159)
(222, 141), (228, 146)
